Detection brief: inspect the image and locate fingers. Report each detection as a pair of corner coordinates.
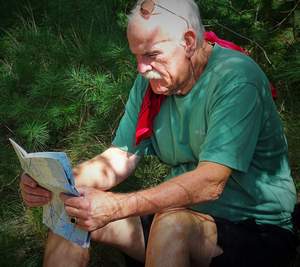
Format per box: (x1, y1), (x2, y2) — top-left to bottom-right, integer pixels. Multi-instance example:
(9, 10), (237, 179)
(68, 214), (97, 232)
(62, 197), (94, 231)
(69, 216), (94, 231)
(21, 191), (50, 207)
(21, 182), (51, 197)
(20, 173), (52, 207)
(60, 194), (88, 216)
(21, 183), (51, 206)
(65, 206), (89, 221)
(75, 220), (95, 231)
(60, 193), (97, 231)
(60, 192), (88, 208)
(20, 173), (38, 188)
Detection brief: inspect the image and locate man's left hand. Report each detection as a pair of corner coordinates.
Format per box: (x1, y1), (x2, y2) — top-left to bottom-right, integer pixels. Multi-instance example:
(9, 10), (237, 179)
(60, 187), (124, 231)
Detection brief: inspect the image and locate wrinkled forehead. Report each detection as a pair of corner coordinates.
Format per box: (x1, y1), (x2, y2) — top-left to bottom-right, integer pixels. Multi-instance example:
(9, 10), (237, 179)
(127, 13), (184, 54)
(127, 20), (161, 53)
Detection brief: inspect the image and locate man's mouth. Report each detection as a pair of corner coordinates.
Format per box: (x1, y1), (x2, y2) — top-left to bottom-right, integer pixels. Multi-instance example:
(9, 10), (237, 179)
(143, 70), (162, 80)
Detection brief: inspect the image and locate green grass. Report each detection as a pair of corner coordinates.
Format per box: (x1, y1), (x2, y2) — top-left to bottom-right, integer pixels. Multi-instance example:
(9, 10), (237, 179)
(0, 0), (299, 266)
(0, 185), (44, 267)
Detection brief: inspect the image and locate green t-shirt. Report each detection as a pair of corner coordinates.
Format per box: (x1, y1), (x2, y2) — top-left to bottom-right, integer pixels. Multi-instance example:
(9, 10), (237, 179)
(112, 44), (296, 231)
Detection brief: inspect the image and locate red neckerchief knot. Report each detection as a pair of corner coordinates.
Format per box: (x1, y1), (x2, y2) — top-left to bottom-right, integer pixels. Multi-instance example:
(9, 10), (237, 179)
(135, 31), (277, 145)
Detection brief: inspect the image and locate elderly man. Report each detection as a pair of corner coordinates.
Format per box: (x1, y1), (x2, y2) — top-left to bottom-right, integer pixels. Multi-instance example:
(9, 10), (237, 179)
(20, 0), (297, 266)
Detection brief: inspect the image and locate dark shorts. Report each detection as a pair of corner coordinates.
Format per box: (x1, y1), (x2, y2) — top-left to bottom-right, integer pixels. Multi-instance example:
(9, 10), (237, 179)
(138, 214), (297, 267)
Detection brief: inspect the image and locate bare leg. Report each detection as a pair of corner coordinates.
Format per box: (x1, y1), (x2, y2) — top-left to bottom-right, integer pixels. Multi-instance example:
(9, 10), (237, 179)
(145, 209), (223, 267)
(43, 216), (145, 267)
(43, 231), (89, 267)
(91, 216), (145, 262)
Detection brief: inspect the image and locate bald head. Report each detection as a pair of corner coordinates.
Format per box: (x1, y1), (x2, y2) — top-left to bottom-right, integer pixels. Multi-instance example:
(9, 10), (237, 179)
(127, 0), (205, 44)
(127, 13), (185, 54)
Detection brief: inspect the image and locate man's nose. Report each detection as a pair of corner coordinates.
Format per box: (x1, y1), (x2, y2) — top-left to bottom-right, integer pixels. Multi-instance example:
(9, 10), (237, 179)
(137, 58), (152, 74)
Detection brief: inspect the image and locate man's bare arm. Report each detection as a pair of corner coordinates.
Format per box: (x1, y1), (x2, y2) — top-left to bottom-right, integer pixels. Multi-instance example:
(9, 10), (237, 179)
(20, 147), (140, 207)
(73, 146), (141, 190)
(126, 161), (231, 216)
(61, 161), (231, 231)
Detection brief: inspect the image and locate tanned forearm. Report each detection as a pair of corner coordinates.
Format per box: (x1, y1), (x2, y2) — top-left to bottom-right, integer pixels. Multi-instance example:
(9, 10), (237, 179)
(60, 161), (231, 232)
(73, 147), (140, 190)
(113, 162), (231, 220)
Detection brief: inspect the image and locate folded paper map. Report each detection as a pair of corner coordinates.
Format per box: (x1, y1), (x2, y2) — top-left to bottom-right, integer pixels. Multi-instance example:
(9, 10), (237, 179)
(9, 138), (90, 248)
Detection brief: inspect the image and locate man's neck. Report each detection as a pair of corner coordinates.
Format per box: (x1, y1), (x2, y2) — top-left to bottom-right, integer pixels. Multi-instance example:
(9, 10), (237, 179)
(193, 41), (213, 80)
(177, 41), (213, 95)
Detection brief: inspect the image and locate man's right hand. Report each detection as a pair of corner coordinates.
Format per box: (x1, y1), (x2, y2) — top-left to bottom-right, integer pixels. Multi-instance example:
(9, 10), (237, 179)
(20, 173), (52, 207)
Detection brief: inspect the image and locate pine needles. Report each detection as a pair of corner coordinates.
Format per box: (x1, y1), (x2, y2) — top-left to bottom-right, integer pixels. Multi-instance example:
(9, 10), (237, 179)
(0, 1), (136, 266)
(0, 0), (299, 266)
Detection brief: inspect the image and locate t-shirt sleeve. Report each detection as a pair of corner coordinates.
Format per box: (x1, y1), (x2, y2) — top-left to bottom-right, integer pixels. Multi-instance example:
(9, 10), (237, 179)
(199, 82), (264, 172)
(112, 75), (153, 156)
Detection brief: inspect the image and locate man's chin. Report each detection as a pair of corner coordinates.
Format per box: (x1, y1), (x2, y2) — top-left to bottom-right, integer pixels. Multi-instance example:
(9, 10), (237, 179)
(151, 87), (170, 95)
(150, 80), (170, 95)
(151, 86), (177, 96)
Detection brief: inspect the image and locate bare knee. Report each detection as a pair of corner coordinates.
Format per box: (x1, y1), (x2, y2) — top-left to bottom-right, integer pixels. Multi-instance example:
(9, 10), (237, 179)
(44, 231), (89, 267)
(148, 210), (198, 245)
(145, 210), (197, 266)
(150, 209), (216, 239)
(146, 210), (220, 267)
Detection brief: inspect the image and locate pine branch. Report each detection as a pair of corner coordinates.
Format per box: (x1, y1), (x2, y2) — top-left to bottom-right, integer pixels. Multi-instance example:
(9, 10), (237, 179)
(214, 21), (273, 65)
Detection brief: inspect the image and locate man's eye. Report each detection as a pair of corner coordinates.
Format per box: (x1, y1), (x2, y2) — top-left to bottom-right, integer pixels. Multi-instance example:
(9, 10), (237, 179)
(148, 53), (159, 59)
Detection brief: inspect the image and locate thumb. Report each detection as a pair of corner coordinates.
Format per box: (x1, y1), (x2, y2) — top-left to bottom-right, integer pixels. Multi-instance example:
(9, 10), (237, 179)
(77, 186), (89, 197)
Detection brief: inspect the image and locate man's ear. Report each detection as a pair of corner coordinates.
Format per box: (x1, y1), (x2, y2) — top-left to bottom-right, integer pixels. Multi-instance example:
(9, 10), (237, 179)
(183, 30), (197, 58)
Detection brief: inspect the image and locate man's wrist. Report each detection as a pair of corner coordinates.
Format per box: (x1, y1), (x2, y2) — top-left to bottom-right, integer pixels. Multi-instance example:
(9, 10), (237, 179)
(111, 192), (140, 220)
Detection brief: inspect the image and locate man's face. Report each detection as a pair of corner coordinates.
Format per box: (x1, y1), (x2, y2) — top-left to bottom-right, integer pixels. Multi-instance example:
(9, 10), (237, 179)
(127, 19), (191, 95)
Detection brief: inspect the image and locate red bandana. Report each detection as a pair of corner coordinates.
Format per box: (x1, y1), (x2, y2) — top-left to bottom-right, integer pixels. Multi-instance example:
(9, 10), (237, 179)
(135, 31), (277, 145)
(135, 85), (166, 145)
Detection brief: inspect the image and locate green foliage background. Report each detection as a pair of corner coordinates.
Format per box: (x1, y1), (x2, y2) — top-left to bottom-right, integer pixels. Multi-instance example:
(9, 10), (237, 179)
(0, 0), (299, 266)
